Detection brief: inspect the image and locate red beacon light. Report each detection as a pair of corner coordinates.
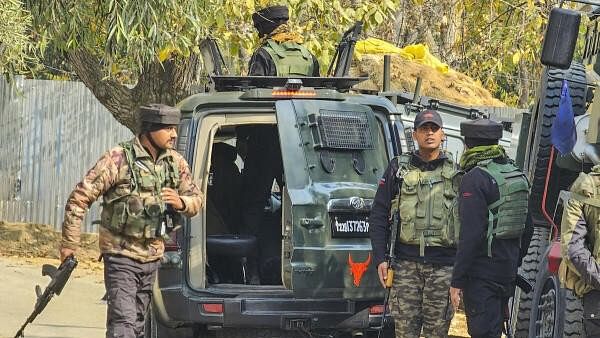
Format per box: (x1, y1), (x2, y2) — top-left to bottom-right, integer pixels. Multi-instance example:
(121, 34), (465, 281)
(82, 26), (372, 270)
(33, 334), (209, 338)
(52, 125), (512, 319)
(272, 79), (316, 97)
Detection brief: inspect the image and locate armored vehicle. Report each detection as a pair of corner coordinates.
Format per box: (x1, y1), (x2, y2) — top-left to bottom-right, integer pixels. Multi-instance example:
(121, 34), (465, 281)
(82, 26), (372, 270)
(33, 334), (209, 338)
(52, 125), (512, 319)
(144, 75), (401, 338)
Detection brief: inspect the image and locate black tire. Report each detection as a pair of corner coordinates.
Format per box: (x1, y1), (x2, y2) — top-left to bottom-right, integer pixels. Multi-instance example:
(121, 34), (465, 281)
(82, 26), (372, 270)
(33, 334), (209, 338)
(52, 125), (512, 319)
(144, 303), (200, 338)
(215, 329), (304, 338)
(528, 62), (587, 227)
(511, 227), (551, 337)
(528, 247), (585, 338)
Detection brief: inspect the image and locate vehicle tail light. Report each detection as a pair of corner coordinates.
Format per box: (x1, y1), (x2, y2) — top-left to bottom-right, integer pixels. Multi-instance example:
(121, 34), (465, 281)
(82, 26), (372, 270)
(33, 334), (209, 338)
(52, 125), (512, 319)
(202, 303), (223, 314)
(369, 305), (385, 315)
(547, 240), (562, 274)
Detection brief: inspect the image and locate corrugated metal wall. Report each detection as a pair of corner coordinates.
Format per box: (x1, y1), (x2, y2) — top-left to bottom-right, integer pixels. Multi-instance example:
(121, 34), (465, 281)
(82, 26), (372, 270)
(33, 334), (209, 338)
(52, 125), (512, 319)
(0, 77), (132, 233)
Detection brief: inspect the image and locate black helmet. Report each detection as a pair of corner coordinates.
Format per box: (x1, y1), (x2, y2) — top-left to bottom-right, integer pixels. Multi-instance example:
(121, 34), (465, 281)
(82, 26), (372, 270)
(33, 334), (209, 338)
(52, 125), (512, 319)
(139, 104), (181, 126)
(252, 5), (289, 37)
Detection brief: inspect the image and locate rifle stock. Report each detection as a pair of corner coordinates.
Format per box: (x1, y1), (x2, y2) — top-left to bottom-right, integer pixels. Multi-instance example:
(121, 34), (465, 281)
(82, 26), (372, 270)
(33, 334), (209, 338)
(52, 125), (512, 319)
(14, 255), (77, 338)
(378, 210), (399, 338)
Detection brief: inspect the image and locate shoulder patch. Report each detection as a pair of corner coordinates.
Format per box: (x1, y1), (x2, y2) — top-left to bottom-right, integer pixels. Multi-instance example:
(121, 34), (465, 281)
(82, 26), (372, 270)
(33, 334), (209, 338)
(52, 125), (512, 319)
(109, 146), (126, 168)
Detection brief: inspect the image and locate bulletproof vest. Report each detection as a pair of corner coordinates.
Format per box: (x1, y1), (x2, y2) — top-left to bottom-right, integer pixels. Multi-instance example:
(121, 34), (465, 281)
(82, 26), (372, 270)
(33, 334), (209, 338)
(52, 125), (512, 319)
(478, 159), (529, 257)
(101, 140), (180, 239)
(390, 153), (461, 256)
(262, 39), (314, 76)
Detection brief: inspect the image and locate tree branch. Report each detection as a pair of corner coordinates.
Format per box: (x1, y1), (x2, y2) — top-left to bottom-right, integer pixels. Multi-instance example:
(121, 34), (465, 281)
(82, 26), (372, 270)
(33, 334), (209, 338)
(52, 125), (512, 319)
(67, 48), (136, 132)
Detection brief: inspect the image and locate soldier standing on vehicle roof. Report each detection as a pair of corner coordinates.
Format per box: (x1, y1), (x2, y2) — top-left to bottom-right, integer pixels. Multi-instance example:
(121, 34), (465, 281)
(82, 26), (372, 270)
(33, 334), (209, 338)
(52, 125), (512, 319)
(59, 104), (203, 338)
(560, 166), (600, 336)
(369, 109), (459, 337)
(248, 5), (320, 76)
(450, 118), (528, 338)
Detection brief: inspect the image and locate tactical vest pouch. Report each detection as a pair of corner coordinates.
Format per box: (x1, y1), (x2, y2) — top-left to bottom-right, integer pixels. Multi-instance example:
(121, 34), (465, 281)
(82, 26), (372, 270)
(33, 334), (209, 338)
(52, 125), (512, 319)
(108, 202), (128, 233)
(480, 161), (529, 257)
(398, 171), (419, 242)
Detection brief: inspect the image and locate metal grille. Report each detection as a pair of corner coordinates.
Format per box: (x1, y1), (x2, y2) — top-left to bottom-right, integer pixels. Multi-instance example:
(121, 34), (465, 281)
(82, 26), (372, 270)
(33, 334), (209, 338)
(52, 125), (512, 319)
(317, 110), (373, 150)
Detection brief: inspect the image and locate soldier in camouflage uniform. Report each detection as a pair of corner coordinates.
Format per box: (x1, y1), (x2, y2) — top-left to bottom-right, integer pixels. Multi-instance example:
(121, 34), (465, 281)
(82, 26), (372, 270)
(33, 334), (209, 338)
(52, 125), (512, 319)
(59, 104), (203, 338)
(560, 166), (600, 336)
(370, 109), (459, 337)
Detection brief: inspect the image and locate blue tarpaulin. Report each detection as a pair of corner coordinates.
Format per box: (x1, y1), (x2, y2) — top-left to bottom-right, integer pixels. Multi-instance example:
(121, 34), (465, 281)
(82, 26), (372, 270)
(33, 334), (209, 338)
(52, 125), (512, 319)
(551, 80), (577, 155)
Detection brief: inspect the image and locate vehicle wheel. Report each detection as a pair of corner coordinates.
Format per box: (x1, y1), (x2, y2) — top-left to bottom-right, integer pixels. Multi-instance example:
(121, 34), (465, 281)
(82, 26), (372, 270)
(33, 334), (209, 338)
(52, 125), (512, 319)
(510, 227), (550, 337)
(528, 248), (585, 338)
(528, 62), (587, 227)
(215, 328), (304, 338)
(144, 303), (200, 338)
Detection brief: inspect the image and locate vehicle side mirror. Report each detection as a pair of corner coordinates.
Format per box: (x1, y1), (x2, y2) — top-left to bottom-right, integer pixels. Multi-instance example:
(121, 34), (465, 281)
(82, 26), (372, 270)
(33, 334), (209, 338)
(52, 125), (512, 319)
(541, 8), (581, 69)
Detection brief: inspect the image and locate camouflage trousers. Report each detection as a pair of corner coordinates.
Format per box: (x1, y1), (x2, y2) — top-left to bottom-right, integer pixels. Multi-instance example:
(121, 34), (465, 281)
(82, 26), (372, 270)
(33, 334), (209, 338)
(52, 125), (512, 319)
(390, 260), (454, 338)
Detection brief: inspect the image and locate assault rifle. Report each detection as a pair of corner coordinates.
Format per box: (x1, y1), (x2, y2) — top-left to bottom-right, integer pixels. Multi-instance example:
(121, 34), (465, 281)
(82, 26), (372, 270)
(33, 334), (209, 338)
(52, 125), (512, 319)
(327, 21), (363, 77)
(378, 207), (399, 338)
(15, 255), (78, 338)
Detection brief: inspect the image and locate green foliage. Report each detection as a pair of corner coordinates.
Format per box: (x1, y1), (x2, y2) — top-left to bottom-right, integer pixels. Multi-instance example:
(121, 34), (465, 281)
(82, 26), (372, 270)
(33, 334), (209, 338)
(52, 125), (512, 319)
(0, 0), (35, 76)
(450, 0), (566, 106)
(25, 0), (399, 81)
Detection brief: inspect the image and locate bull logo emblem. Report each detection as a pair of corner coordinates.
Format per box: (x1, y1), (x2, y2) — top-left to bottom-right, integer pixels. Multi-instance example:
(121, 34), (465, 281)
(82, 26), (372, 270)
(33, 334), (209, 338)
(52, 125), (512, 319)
(348, 253), (371, 287)
(350, 196), (365, 210)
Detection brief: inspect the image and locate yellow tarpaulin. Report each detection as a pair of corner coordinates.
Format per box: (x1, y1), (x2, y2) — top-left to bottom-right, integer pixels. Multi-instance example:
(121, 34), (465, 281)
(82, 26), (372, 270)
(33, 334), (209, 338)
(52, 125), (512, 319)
(355, 38), (449, 74)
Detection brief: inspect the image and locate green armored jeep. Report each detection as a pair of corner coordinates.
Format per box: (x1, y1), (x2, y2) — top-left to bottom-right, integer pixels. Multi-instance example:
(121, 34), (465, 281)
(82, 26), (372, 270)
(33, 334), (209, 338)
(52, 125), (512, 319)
(146, 76), (400, 338)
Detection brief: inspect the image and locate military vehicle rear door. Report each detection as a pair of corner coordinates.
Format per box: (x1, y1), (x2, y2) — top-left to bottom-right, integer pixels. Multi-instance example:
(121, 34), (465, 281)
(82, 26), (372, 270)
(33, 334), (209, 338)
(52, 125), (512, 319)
(276, 99), (388, 298)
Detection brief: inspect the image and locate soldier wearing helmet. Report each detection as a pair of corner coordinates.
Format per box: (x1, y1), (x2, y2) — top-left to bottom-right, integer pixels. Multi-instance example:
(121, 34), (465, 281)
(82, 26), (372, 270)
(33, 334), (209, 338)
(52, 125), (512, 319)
(248, 5), (320, 76)
(450, 118), (528, 338)
(59, 104), (203, 338)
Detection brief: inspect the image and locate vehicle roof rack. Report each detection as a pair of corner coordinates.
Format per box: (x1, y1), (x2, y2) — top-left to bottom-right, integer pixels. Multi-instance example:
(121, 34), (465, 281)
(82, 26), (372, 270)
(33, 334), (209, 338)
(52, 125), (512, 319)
(211, 76), (367, 92)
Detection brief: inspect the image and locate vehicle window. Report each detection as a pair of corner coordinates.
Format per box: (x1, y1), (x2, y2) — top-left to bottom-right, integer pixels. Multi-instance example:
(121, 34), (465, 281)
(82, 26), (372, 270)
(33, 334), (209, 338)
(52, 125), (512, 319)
(298, 109), (389, 184)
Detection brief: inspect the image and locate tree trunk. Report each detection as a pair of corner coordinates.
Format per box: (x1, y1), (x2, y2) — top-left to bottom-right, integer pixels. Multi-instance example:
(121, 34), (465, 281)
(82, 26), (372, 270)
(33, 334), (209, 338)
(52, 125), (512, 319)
(390, 0), (460, 61)
(518, 59), (529, 108)
(67, 49), (202, 133)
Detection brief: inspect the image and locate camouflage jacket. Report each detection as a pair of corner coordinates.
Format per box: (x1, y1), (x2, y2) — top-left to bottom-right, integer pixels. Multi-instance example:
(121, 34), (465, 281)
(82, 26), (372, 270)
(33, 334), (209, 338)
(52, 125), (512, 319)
(61, 137), (203, 262)
(559, 166), (600, 297)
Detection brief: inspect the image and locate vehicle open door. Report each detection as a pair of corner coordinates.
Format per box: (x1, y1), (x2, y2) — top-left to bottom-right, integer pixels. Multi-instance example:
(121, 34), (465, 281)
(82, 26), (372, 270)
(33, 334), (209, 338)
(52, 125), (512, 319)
(275, 99), (388, 299)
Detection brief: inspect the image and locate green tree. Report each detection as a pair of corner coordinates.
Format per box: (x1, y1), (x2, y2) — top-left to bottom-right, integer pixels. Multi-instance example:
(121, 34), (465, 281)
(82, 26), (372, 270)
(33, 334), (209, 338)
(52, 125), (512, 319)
(387, 0), (570, 107)
(21, 0), (398, 131)
(0, 0), (35, 77)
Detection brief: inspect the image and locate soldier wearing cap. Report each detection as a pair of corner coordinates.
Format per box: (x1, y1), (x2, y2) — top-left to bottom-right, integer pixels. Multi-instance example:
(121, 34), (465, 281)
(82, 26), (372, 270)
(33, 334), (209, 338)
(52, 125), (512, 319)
(370, 109), (460, 337)
(248, 5), (320, 76)
(450, 118), (528, 338)
(59, 103), (203, 338)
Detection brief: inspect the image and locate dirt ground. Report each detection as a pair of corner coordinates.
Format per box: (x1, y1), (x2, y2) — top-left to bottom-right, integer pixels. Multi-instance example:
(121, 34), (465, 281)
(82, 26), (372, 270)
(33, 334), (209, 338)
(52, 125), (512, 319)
(0, 221), (470, 337)
(352, 54), (505, 107)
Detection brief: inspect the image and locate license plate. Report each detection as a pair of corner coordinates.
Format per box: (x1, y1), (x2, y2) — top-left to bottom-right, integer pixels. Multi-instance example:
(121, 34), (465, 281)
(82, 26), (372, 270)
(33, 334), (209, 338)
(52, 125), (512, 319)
(330, 214), (370, 238)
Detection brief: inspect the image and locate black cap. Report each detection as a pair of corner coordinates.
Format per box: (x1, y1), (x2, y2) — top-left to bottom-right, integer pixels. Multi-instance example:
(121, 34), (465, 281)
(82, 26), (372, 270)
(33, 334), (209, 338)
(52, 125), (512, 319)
(460, 118), (503, 139)
(139, 104), (181, 126)
(413, 109), (443, 129)
(252, 5), (289, 36)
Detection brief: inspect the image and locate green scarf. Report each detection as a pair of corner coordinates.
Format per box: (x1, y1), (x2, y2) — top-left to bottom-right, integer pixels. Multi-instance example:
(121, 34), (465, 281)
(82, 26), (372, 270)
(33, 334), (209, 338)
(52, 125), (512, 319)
(460, 145), (507, 170)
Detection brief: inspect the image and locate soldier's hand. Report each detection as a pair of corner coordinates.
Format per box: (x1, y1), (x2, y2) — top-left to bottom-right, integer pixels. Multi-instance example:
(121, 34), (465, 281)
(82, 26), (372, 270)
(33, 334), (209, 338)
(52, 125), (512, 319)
(450, 286), (462, 311)
(60, 247), (76, 262)
(377, 262), (388, 288)
(161, 188), (184, 211)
